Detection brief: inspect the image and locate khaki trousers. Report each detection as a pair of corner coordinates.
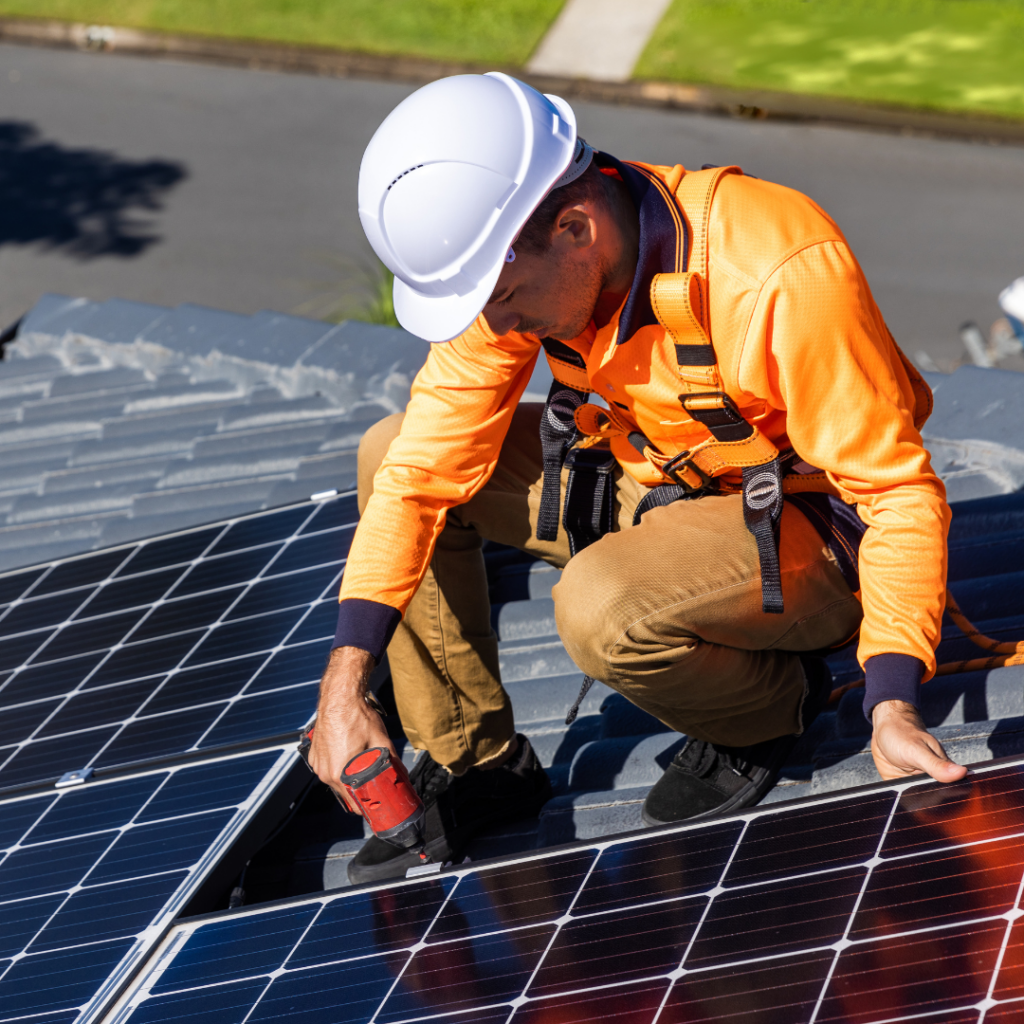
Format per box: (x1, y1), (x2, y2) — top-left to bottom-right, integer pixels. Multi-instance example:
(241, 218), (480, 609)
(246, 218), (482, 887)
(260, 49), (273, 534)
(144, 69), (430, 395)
(358, 403), (862, 774)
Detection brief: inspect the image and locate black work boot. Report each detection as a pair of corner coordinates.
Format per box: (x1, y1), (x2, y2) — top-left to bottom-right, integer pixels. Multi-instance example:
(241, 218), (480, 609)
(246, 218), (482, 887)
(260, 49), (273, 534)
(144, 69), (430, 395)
(347, 734), (552, 885)
(641, 656), (833, 827)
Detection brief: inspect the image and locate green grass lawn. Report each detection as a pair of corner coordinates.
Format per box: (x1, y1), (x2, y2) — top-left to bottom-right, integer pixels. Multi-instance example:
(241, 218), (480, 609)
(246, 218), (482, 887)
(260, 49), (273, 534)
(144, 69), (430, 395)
(637, 0), (1024, 119)
(0, 0), (564, 65)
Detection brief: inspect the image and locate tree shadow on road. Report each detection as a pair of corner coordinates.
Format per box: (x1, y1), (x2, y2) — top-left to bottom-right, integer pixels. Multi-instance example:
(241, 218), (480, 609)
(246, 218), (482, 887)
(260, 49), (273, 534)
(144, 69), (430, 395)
(0, 121), (187, 257)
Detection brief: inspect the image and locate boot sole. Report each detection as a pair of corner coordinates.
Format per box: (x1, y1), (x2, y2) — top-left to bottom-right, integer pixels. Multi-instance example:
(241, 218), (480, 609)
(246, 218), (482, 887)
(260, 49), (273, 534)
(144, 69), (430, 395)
(347, 834), (453, 885)
(640, 756), (783, 828)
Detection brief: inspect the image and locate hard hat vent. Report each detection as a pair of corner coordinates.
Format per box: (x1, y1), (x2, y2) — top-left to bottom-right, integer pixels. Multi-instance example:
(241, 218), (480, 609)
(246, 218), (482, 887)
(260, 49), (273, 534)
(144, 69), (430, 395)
(382, 161), (515, 280)
(387, 164), (425, 192)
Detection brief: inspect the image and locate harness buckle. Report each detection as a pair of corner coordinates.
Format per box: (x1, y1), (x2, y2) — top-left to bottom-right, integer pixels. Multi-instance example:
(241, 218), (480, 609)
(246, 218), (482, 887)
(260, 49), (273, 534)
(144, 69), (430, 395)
(563, 446), (616, 474)
(661, 450), (713, 492)
(680, 391), (745, 425)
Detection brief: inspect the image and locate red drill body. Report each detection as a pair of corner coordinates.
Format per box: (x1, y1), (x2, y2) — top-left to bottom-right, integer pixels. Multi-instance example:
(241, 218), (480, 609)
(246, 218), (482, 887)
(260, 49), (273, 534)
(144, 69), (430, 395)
(298, 730), (428, 858)
(340, 747), (425, 850)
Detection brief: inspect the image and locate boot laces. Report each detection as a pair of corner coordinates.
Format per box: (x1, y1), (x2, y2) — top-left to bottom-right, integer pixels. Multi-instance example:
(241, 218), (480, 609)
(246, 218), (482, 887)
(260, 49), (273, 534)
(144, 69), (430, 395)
(410, 754), (450, 801)
(675, 738), (746, 779)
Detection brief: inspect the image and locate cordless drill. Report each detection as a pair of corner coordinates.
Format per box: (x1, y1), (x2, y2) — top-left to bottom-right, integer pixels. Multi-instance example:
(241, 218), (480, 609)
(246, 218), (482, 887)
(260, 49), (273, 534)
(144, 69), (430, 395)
(298, 728), (429, 862)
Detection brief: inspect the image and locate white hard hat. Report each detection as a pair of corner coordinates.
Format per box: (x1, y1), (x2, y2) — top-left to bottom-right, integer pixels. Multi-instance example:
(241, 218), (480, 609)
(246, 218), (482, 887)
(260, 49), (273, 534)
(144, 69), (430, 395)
(358, 72), (593, 342)
(1000, 276), (1024, 322)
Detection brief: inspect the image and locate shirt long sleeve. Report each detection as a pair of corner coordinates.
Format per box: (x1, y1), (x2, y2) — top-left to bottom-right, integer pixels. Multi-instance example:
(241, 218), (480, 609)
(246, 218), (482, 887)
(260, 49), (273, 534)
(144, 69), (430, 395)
(737, 238), (950, 684)
(334, 321), (540, 655)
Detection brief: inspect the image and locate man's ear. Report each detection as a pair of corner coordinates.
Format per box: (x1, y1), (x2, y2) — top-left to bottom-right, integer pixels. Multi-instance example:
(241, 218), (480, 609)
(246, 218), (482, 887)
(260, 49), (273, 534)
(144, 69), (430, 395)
(551, 204), (597, 251)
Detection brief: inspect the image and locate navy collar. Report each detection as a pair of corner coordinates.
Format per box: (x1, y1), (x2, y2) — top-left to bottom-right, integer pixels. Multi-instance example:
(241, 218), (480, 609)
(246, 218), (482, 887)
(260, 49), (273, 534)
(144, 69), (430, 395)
(594, 152), (689, 344)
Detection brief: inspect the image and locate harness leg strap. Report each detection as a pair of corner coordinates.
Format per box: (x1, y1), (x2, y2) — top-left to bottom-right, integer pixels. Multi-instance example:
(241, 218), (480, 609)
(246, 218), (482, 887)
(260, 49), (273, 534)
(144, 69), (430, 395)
(742, 459), (785, 614)
(537, 380), (587, 542)
(562, 447), (616, 557)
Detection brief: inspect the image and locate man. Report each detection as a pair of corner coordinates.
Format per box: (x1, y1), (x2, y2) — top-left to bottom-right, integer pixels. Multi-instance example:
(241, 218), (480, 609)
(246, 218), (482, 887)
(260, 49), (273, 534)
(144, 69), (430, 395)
(308, 73), (966, 884)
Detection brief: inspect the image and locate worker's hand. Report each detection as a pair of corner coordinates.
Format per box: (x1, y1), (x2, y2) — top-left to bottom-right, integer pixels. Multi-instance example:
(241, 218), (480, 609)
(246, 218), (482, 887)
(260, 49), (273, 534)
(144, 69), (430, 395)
(870, 699), (968, 784)
(308, 645), (398, 813)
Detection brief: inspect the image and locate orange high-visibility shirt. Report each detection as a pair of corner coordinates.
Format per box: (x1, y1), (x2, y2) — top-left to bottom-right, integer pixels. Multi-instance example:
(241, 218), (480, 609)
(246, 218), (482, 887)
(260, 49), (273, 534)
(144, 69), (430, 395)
(336, 159), (949, 694)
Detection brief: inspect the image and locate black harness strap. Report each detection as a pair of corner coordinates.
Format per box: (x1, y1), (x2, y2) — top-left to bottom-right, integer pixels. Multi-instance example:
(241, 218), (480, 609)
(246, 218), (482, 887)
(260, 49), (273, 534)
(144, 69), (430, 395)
(741, 462), (785, 614)
(537, 378), (587, 542)
(682, 394), (784, 614)
(631, 483), (692, 526)
(562, 447), (616, 557)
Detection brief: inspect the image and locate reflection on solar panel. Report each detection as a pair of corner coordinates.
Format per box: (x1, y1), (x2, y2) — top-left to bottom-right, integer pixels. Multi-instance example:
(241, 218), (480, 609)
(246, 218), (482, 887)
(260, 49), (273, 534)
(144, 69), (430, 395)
(0, 740), (301, 1024)
(0, 495), (358, 792)
(111, 758), (1024, 1024)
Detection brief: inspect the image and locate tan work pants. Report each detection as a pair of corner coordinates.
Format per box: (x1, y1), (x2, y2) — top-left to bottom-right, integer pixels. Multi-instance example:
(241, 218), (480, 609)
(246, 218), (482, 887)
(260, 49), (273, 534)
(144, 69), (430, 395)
(358, 403), (862, 775)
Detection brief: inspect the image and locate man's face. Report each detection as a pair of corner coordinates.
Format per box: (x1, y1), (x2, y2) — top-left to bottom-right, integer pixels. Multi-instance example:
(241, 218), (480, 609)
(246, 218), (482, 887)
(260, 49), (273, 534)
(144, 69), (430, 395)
(481, 232), (605, 342)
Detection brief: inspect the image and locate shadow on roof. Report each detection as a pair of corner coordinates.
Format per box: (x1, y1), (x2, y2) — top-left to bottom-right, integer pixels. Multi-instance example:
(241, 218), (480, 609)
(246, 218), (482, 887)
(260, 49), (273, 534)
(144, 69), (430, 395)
(0, 121), (187, 258)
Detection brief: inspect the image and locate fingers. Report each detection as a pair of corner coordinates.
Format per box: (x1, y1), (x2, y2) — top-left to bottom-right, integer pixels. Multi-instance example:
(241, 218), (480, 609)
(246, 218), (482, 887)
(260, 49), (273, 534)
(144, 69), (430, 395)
(307, 697), (399, 813)
(870, 701), (967, 784)
(906, 733), (968, 783)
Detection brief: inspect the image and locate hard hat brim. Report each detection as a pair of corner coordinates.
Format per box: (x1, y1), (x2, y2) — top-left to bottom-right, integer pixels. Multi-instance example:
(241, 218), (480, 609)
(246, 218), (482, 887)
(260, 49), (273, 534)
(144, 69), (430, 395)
(392, 259), (505, 343)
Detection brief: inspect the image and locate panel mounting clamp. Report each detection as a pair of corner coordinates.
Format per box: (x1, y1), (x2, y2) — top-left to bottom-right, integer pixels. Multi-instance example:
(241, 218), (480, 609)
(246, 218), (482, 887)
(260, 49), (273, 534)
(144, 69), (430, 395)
(56, 767), (95, 789)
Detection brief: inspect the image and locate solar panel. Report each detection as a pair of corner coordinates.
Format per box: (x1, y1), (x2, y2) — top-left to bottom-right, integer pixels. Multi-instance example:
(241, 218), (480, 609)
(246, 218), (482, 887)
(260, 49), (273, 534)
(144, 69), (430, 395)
(0, 739), (304, 1024)
(109, 756), (1024, 1024)
(0, 495), (358, 792)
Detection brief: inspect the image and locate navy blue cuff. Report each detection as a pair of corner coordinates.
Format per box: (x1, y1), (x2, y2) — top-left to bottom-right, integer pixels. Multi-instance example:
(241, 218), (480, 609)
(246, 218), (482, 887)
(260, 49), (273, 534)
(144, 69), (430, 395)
(333, 598), (402, 662)
(863, 654), (924, 722)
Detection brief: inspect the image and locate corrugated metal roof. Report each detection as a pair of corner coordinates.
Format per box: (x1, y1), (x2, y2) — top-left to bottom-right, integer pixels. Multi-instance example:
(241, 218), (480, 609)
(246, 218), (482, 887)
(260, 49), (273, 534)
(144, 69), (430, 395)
(3, 293), (1023, 892)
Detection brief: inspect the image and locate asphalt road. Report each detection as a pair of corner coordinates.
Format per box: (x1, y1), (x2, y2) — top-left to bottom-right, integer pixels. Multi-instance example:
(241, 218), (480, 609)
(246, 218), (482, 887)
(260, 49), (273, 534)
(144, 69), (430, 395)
(2, 42), (1023, 370)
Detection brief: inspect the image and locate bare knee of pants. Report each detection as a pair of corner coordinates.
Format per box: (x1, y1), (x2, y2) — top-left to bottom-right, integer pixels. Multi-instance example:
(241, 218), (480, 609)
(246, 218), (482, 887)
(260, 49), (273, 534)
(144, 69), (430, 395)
(554, 494), (862, 747)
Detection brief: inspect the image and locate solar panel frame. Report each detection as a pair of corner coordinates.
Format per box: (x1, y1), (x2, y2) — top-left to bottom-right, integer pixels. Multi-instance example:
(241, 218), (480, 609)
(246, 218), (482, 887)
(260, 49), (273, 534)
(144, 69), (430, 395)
(0, 738), (306, 1024)
(105, 754), (1024, 1024)
(0, 495), (359, 794)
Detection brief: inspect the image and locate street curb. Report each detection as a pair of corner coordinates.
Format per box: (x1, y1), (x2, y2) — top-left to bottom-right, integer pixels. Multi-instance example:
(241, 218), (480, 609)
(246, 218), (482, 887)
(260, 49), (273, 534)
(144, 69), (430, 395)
(3, 16), (1024, 145)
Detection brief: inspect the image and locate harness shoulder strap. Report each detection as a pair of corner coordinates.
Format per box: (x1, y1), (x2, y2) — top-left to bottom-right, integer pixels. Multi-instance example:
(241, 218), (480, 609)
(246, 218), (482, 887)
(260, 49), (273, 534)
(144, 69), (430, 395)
(652, 165), (786, 614)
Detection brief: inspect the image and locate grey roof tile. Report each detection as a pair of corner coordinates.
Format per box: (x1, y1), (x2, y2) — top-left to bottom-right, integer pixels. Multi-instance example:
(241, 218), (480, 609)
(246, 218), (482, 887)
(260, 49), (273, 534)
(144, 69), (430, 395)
(99, 405), (232, 440)
(119, 378), (243, 414)
(44, 297), (168, 347)
(220, 397), (348, 432)
(0, 380), (48, 406)
(41, 459), (172, 495)
(0, 420), (103, 447)
(216, 310), (342, 366)
(293, 450), (358, 481)
(69, 427), (201, 467)
(18, 389), (155, 424)
(136, 303), (252, 357)
(131, 478), (282, 516)
(0, 438), (78, 469)
(0, 512), (121, 554)
(192, 421), (335, 460)
(0, 458), (71, 497)
(48, 366), (151, 397)
(264, 477), (346, 507)
(16, 293), (99, 336)
(7, 482), (140, 523)
(155, 446), (313, 489)
(299, 319), (429, 377)
(0, 353), (65, 379)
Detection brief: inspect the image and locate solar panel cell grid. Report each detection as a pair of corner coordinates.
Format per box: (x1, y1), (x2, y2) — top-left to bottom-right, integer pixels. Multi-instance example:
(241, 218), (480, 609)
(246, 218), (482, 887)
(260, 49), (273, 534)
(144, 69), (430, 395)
(113, 760), (1024, 1024)
(0, 743), (298, 1024)
(0, 498), (357, 792)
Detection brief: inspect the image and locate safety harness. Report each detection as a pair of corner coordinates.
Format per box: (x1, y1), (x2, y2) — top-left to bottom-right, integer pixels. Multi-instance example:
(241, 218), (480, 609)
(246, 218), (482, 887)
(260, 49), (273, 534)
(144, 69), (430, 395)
(537, 165), (805, 614)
